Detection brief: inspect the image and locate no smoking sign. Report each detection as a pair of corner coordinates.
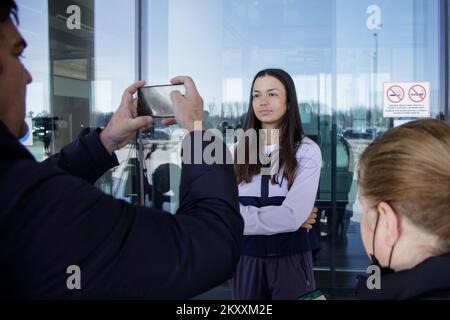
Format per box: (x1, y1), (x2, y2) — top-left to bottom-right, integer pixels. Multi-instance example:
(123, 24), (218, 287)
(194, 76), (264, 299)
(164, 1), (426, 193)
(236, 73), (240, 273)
(408, 84), (427, 103)
(384, 82), (430, 118)
(387, 85), (405, 104)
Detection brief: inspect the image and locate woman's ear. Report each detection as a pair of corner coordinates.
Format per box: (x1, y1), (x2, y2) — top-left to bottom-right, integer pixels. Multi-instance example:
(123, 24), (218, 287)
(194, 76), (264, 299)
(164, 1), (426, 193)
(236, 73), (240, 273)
(377, 202), (400, 247)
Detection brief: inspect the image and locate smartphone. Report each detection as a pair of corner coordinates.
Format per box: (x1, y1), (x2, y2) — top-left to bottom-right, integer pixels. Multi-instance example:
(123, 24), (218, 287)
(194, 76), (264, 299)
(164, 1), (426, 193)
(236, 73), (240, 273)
(137, 84), (186, 118)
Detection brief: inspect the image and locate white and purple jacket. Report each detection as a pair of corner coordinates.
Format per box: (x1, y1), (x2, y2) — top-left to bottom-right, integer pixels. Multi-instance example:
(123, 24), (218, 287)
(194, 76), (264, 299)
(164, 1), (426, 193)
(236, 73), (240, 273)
(233, 137), (322, 256)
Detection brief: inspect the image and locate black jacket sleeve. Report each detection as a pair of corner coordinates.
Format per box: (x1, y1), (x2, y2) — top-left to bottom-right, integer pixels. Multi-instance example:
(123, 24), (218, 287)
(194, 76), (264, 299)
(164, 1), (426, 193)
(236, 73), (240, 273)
(43, 129), (119, 184)
(5, 131), (243, 299)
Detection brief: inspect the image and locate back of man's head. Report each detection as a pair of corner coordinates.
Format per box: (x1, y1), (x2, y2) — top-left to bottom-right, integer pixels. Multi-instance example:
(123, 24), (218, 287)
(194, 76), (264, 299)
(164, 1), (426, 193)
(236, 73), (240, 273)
(0, 0), (30, 139)
(0, 1), (18, 49)
(0, 1), (18, 25)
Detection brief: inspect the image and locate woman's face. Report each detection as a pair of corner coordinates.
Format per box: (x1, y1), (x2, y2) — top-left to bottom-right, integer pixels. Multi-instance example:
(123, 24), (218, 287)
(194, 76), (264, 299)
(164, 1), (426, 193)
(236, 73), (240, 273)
(252, 76), (288, 129)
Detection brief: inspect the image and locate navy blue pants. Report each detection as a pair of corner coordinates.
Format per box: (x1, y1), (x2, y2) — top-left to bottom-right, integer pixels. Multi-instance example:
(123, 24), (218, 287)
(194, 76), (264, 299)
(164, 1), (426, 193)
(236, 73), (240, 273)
(230, 251), (316, 300)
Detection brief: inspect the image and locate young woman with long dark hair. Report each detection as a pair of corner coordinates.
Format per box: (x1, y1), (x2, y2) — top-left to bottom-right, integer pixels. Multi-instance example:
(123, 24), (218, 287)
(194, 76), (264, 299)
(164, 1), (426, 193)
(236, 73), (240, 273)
(231, 69), (322, 299)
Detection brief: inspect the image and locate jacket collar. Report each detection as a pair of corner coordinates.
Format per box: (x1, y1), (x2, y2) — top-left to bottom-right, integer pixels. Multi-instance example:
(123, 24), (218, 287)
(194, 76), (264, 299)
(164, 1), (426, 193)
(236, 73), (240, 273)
(0, 120), (34, 161)
(356, 252), (450, 299)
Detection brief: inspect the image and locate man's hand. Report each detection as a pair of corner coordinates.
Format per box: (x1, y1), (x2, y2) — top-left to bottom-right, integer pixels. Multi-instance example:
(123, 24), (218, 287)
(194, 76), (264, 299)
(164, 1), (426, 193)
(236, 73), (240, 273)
(167, 76), (204, 132)
(100, 80), (152, 154)
(301, 207), (318, 230)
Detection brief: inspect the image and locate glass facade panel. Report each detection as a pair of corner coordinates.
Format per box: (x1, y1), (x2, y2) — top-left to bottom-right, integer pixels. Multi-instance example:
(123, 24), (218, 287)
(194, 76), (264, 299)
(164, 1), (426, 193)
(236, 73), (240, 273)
(18, 0), (137, 200)
(143, 0), (445, 298)
(17, 0), (50, 162)
(14, 0), (450, 299)
(330, 0), (442, 296)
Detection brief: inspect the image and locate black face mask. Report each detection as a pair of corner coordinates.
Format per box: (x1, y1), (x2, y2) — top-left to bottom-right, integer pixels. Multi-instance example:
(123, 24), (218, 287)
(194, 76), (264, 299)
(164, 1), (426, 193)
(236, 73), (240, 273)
(370, 212), (396, 274)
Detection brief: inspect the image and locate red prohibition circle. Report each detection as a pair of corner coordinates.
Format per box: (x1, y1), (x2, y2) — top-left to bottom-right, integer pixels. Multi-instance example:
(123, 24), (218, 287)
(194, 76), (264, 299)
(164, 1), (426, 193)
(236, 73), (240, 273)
(387, 85), (405, 104)
(408, 85), (427, 103)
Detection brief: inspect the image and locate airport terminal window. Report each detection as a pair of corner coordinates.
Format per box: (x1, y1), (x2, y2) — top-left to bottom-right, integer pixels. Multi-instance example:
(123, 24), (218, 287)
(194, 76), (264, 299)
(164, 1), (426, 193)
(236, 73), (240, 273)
(15, 0), (448, 299)
(17, 0), (50, 162)
(17, 0), (137, 200)
(143, 0), (445, 298)
(92, 0), (136, 200)
(331, 0), (441, 290)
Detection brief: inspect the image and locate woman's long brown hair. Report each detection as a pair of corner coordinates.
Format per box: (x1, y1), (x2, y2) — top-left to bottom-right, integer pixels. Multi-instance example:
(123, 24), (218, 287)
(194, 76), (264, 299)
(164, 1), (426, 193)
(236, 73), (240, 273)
(235, 69), (304, 190)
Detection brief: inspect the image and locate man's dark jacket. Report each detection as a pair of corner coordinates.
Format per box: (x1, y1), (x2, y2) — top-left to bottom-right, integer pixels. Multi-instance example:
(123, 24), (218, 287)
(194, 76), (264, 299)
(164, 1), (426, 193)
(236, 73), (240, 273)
(0, 121), (243, 299)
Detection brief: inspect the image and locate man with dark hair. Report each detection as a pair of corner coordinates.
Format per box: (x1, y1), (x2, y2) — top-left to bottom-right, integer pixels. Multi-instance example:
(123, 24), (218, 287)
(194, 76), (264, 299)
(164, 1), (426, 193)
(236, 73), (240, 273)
(0, 2), (243, 299)
(0, 1), (18, 25)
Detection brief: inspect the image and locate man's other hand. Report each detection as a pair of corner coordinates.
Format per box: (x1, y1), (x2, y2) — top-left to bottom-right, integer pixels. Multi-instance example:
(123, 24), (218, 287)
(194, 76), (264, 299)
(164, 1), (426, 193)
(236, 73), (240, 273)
(169, 76), (204, 132)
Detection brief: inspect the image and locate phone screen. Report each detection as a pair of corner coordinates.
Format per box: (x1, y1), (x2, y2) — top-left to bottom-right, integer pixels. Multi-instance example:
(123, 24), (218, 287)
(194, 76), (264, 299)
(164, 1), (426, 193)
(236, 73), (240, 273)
(137, 84), (185, 118)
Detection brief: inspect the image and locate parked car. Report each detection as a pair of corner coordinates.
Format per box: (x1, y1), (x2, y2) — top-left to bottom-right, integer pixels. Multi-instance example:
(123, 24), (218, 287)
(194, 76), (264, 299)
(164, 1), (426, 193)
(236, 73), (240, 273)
(343, 128), (372, 140)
